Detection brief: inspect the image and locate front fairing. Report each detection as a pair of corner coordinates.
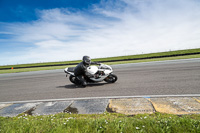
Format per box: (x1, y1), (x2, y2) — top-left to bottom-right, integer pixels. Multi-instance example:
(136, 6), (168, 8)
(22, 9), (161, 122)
(88, 64), (113, 82)
(86, 66), (98, 75)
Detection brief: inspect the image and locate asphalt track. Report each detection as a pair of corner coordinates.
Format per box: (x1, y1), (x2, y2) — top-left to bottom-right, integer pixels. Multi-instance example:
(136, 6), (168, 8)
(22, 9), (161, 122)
(0, 58), (199, 103)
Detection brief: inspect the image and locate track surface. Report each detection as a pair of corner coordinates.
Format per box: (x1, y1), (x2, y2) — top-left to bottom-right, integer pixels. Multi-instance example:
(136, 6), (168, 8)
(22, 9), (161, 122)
(0, 58), (200, 102)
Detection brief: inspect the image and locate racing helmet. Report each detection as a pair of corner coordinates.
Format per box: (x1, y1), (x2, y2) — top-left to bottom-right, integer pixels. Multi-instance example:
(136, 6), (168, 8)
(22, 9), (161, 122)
(83, 56), (91, 65)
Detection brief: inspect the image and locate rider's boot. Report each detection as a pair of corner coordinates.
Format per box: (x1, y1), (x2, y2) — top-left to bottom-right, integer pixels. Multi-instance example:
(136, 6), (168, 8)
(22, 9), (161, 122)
(82, 81), (87, 87)
(77, 75), (87, 87)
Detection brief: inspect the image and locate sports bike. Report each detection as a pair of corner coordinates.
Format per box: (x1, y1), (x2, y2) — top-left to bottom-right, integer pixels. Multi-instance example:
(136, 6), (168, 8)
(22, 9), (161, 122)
(64, 63), (118, 86)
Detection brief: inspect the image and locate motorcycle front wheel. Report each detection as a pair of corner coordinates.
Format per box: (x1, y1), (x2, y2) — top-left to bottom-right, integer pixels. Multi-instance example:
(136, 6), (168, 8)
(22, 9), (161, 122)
(104, 74), (118, 83)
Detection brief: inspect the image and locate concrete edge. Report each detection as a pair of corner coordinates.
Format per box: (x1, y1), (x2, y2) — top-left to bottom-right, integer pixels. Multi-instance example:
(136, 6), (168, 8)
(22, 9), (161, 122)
(0, 104), (13, 110)
(0, 96), (200, 117)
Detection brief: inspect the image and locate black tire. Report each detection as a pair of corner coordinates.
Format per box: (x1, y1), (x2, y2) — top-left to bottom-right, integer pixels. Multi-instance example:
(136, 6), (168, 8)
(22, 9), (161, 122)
(69, 75), (76, 84)
(104, 74), (118, 83)
(70, 75), (83, 85)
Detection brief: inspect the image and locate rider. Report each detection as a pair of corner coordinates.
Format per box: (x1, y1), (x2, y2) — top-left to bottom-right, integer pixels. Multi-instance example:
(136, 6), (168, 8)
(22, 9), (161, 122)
(74, 56), (100, 87)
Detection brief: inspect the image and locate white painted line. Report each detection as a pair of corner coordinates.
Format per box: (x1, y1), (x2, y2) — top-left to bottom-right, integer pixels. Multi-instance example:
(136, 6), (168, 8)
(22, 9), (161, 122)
(1, 94), (200, 104)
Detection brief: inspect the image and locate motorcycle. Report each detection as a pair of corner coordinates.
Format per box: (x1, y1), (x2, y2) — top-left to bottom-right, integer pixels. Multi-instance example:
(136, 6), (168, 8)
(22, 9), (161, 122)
(64, 63), (118, 86)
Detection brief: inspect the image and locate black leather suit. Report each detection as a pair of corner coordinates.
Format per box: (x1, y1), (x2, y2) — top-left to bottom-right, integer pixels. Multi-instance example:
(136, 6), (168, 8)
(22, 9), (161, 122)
(74, 61), (98, 86)
(74, 62), (89, 76)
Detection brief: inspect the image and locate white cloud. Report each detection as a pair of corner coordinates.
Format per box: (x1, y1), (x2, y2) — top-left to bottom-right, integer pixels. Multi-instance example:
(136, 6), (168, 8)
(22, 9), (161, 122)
(0, 0), (200, 65)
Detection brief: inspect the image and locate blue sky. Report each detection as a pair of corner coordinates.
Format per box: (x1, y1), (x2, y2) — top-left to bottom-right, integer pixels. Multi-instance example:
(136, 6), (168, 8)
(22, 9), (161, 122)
(0, 0), (200, 65)
(0, 0), (100, 22)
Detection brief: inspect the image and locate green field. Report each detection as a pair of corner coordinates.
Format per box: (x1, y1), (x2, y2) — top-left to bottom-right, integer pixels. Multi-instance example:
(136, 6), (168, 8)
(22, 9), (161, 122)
(0, 48), (200, 74)
(0, 112), (199, 133)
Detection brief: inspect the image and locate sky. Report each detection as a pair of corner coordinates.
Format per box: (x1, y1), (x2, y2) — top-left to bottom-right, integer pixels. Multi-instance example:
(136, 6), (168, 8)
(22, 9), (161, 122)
(0, 0), (200, 65)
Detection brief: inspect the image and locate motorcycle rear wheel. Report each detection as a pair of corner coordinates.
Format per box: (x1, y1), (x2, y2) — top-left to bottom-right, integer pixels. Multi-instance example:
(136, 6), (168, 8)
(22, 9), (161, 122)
(69, 75), (83, 85)
(69, 75), (77, 84)
(104, 74), (118, 83)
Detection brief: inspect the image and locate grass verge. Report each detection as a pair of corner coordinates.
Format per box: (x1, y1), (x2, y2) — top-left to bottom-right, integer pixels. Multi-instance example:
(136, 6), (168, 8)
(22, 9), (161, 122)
(0, 48), (200, 74)
(0, 112), (200, 133)
(0, 54), (200, 74)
